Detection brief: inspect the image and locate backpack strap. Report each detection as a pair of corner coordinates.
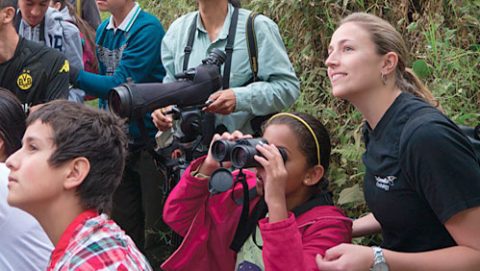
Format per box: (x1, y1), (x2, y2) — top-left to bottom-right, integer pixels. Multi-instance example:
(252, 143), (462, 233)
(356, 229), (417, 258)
(245, 12), (278, 136)
(14, 11), (21, 32)
(246, 11), (259, 82)
(460, 124), (480, 159)
(76, 0), (82, 19)
(40, 19), (47, 43)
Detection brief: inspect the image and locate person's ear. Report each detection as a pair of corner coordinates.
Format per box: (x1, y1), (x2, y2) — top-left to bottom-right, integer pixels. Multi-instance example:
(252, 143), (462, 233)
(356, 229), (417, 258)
(0, 138), (5, 162)
(1, 6), (16, 24)
(381, 51), (399, 76)
(303, 165), (325, 187)
(64, 157), (90, 190)
(52, 2), (62, 10)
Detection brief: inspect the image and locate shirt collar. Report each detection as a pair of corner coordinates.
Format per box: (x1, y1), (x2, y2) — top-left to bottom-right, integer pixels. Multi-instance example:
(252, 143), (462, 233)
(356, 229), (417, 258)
(196, 2), (233, 41)
(106, 2), (141, 32)
(47, 209), (98, 269)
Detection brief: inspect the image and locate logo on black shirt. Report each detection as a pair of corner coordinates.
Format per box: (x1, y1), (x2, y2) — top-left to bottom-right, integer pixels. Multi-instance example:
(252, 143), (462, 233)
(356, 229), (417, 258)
(59, 60), (70, 73)
(17, 70), (33, 91)
(375, 175), (397, 191)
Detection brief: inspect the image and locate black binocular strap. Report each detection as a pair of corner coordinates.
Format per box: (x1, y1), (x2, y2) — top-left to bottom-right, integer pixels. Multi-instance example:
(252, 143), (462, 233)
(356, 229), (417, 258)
(229, 170), (252, 252)
(230, 190), (334, 252)
(183, 7), (239, 89)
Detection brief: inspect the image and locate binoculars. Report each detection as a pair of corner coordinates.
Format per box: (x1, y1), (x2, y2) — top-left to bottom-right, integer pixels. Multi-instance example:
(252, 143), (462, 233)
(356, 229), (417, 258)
(211, 138), (288, 168)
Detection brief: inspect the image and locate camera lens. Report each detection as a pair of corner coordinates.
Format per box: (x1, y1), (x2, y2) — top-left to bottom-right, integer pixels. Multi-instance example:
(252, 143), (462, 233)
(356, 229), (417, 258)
(206, 49), (226, 66)
(108, 90), (122, 115)
(108, 85), (133, 118)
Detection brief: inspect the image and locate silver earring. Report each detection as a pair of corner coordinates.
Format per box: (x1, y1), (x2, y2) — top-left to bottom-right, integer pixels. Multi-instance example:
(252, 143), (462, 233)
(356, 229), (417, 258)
(381, 73), (387, 85)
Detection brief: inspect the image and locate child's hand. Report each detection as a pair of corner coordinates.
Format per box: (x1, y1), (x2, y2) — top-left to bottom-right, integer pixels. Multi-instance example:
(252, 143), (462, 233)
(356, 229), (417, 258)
(254, 143), (289, 222)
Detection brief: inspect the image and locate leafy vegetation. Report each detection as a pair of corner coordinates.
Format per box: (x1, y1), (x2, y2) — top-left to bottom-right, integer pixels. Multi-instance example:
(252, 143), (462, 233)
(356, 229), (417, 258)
(136, 0), (479, 252)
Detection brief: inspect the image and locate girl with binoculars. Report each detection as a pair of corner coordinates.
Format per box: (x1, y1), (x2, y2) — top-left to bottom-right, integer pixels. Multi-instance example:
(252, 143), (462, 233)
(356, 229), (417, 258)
(161, 112), (351, 271)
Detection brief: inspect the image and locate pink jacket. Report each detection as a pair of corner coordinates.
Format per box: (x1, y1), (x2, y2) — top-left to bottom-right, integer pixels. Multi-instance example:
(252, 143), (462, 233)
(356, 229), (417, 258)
(161, 157), (352, 271)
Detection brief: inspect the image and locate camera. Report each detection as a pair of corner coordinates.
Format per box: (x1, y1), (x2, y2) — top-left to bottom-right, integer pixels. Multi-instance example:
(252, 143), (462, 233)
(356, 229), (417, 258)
(211, 138), (288, 168)
(108, 49), (226, 119)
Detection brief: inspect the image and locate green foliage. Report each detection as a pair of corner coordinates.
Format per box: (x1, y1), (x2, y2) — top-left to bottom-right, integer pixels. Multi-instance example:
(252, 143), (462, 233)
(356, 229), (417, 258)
(140, 0), (479, 252)
(412, 59), (431, 79)
(241, 0), (480, 214)
(138, 0), (196, 28)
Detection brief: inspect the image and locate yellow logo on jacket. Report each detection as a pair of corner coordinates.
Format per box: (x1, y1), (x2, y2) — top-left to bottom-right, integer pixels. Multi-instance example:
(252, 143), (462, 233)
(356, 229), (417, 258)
(17, 70), (33, 91)
(59, 60), (70, 73)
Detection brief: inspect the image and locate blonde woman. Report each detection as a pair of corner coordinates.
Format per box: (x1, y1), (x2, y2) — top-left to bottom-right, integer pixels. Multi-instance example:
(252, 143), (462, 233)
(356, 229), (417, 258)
(316, 12), (480, 271)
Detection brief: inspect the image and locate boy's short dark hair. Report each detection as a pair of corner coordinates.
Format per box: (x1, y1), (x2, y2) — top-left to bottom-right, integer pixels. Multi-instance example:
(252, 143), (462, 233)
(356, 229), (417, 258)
(27, 100), (128, 213)
(0, 0), (17, 9)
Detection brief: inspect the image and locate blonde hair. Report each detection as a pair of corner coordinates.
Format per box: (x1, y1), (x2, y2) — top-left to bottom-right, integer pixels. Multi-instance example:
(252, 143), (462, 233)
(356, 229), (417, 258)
(340, 12), (439, 108)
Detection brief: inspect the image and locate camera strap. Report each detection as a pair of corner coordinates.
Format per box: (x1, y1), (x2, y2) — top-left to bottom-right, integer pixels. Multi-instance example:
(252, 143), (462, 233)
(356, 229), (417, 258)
(230, 189), (334, 252)
(183, 9), (271, 136)
(222, 7), (239, 89)
(183, 7), (239, 89)
(182, 14), (197, 73)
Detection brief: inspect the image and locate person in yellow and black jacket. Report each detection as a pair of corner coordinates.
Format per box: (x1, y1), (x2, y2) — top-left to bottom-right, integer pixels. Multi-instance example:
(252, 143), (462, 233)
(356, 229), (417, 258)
(0, 0), (69, 113)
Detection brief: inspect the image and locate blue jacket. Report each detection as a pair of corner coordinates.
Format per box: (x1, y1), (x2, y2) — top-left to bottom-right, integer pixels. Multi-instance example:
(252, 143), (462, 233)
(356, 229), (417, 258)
(75, 3), (165, 140)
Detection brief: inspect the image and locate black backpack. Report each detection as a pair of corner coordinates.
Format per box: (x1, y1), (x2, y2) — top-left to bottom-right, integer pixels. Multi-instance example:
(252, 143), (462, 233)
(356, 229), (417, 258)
(460, 124), (480, 159)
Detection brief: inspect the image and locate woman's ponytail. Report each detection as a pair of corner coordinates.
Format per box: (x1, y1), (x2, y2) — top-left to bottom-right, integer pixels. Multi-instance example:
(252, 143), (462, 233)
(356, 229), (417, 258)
(399, 68), (440, 109)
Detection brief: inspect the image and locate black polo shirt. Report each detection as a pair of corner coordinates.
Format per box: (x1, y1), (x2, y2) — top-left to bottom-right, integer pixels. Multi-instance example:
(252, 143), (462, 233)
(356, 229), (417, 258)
(362, 92), (480, 252)
(0, 37), (69, 112)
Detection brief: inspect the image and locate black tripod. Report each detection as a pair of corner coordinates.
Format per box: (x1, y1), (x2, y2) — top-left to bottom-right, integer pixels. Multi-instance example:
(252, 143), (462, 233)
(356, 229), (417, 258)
(155, 104), (214, 248)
